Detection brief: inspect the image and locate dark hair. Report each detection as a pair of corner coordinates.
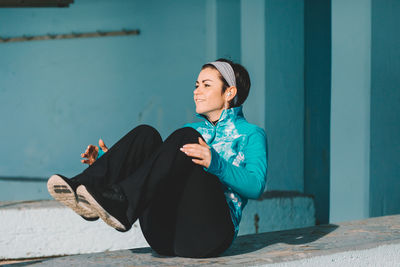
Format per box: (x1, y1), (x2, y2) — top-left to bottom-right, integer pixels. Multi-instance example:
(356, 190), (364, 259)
(202, 58), (251, 108)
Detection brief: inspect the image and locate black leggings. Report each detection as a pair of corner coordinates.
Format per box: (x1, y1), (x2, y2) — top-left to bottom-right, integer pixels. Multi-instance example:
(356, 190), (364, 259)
(73, 125), (235, 258)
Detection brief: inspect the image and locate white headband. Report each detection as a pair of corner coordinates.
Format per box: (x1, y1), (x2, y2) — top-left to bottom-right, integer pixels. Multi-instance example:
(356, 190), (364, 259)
(208, 61), (236, 87)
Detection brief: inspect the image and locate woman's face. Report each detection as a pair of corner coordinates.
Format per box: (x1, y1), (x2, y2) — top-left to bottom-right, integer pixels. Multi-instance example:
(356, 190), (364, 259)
(194, 67), (227, 122)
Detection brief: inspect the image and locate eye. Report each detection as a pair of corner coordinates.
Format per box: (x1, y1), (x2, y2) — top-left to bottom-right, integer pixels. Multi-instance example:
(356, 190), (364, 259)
(204, 84), (210, 87)
(195, 85), (199, 89)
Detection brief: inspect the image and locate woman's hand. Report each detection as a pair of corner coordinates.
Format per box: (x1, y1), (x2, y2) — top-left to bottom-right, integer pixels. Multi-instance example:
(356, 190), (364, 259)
(180, 137), (211, 168)
(81, 139), (109, 165)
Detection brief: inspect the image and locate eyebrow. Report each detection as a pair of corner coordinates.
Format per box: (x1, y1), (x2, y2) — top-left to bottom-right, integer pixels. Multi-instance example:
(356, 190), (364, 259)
(195, 79), (214, 84)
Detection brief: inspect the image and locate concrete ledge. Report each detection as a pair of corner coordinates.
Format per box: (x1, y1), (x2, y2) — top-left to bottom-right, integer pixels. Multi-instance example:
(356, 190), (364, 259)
(0, 200), (148, 260)
(0, 191), (315, 260)
(14, 215), (400, 266)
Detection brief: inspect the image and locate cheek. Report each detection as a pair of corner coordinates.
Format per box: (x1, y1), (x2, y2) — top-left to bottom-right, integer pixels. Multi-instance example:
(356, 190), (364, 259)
(212, 92), (224, 104)
(208, 90), (223, 101)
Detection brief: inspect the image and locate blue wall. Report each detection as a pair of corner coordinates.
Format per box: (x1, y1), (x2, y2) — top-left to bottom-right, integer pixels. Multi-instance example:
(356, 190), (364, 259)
(264, 0), (305, 191)
(0, 0), (251, 201)
(370, 0), (400, 217)
(241, 0), (305, 193)
(304, 0), (331, 224)
(1, 0), (306, 201)
(330, 0), (371, 222)
(240, 0), (266, 130)
(0, 0), (207, 181)
(204, 0), (241, 62)
(0, 0), (214, 201)
(216, 0), (241, 61)
(329, 0), (400, 223)
(3, 0), (398, 225)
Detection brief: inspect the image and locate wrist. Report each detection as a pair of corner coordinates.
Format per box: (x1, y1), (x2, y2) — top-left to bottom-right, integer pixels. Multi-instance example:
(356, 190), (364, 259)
(96, 147), (105, 159)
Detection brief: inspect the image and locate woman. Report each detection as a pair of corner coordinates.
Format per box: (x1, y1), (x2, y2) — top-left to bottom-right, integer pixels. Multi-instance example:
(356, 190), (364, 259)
(47, 58), (268, 258)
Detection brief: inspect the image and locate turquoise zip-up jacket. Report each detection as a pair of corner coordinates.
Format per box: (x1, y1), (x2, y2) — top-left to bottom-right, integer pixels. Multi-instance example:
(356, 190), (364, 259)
(183, 106), (268, 237)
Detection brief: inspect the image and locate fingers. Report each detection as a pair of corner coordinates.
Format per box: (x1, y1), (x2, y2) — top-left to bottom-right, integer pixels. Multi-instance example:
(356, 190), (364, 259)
(182, 138), (207, 149)
(81, 159), (93, 165)
(99, 139), (109, 152)
(180, 145), (206, 156)
(192, 158), (204, 165)
(198, 137), (208, 147)
(181, 139), (211, 168)
(82, 148), (89, 158)
(181, 144), (205, 150)
(180, 148), (203, 159)
(180, 145), (210, 161)
(81, 144), (98, 165)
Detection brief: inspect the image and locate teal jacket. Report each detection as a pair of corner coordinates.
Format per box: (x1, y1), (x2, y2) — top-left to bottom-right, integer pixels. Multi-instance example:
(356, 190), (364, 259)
(183, 106), (268, 237)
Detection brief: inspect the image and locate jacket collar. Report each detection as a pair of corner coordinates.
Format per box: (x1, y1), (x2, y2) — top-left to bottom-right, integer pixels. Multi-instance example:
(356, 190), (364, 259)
(195, 106), (244, 127)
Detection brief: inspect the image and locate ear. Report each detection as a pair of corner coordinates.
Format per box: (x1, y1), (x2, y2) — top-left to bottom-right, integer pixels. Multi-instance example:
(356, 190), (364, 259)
(225, 86), (238, 102)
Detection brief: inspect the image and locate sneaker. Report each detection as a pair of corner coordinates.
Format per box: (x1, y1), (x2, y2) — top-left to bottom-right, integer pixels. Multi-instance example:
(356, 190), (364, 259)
(47, 174), (99, 221)
(76, 184), (131, 232)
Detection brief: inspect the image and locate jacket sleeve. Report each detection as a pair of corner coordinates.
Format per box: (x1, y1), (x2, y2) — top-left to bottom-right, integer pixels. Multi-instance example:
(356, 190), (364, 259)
(96, 147), (105, 159)
(205, 127), (268, 199)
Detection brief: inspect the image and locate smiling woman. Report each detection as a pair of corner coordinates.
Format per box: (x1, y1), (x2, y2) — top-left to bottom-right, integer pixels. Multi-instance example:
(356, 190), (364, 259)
(47, 58), (268, 258)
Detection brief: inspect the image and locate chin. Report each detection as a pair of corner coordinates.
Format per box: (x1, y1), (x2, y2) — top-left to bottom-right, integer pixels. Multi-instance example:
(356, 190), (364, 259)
(195, 106), (204, 114)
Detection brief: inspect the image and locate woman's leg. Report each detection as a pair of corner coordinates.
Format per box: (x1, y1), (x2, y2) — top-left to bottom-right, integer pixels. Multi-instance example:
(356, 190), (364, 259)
(75, 127), (205, 230)
(73, 124), (162, 188)
(132, 127), (235, 257)
(48, 124), (162, 221)
(76, 127), (202, 231)
(139, 163), (235, 258)
(77, 126), (234, 250)
(115, 127), (203, 226)
(174, 167), (235, 258)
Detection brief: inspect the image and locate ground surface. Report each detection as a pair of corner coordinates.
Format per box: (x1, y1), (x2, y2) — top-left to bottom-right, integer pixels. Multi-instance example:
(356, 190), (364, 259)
(2, 215), (400, 266)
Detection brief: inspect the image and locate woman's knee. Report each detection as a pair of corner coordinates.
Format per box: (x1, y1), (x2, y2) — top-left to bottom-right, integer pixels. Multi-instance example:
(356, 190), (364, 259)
(167, 127), (202, 144)
(129, 124), (162, 142)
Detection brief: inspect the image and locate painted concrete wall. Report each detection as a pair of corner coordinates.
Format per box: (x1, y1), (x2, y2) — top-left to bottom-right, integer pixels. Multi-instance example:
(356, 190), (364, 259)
(0, 179), (48, 201)
(1, 0), (307, 201)
(370, 0), (400, 217)
(205, 0), (241, 62)
(216, 0), (241, 61)
(240, 0), (266, 131)
(330, 0), (371, 222)
(0, 0), (208, 183)
(241, 0), (305, 193)
(304, 0), (331, 224)
(264, 0), (305, 191)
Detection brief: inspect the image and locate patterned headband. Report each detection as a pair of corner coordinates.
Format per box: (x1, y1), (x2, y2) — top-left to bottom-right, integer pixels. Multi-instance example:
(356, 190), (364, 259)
(208, 61), (236, 87)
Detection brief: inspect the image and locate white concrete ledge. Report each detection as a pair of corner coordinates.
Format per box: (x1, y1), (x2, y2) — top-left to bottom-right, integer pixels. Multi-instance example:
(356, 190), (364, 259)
(0, 200), (148, 260)
(0, 191), (315, 260)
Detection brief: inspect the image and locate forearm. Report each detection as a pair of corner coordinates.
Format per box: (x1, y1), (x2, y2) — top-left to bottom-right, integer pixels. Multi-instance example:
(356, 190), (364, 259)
(206, 147), (267, 199)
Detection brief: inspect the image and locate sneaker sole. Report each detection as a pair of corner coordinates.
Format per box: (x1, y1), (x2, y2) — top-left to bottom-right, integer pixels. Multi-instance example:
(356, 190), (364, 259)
(76, 185), (127, 231)
(47, 175), (99, 220)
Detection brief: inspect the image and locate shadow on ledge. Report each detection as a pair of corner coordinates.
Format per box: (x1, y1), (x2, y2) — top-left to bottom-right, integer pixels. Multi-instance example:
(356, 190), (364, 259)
(126, 223), (338, 258)
(222, 223), (338, 256)
(2, 224), (338, 266)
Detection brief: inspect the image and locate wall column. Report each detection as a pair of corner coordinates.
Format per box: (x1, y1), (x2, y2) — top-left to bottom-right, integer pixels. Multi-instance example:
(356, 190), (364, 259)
(330, 0), (371, 222)
(304, 0), (331, 225)
(370, 0), (400, 217)
(240, 0), (266, 130)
